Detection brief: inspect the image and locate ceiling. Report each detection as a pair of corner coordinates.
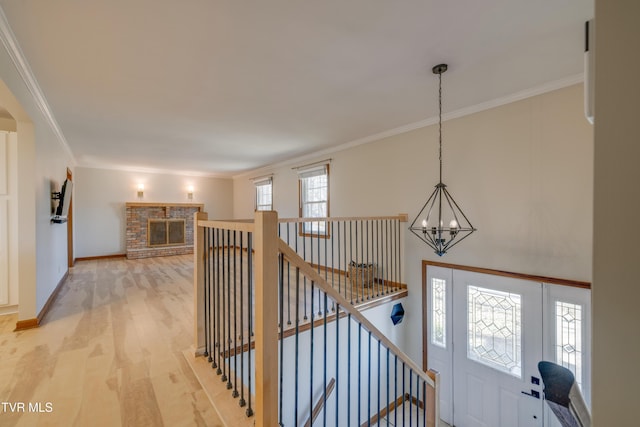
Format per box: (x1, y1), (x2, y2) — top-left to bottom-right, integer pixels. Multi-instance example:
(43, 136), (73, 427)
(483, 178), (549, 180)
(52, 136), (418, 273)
(0, 1), (593, 177)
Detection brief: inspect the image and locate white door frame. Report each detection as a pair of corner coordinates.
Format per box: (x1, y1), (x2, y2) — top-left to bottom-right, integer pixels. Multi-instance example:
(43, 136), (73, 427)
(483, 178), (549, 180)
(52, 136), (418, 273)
(422, 261), (591, 427)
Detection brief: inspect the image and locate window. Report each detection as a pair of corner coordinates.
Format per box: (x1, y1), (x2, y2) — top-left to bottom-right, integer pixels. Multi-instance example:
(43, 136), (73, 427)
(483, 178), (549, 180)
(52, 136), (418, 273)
(298, 164), (329, 236)
(555, 301), (583, 390)
(431, 278), (447, 348)
(254, 177), (273, 211)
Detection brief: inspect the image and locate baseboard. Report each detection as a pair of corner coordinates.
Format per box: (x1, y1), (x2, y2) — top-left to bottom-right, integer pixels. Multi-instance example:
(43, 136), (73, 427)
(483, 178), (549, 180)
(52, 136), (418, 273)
(0, 304), (18, 316)
(14, 318), (38, 331)
(75, 253), (126, 262)
(36, 270), (68, 325)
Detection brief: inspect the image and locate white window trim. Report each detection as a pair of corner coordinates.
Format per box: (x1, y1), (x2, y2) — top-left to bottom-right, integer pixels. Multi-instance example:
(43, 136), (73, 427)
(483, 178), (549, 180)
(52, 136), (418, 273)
(253, 176), (273, 211)
(297, 163), (329, 236)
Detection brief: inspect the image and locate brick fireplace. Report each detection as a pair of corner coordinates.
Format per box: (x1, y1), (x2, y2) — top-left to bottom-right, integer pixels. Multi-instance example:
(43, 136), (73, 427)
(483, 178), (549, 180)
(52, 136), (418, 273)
(125, 202), (203, 259)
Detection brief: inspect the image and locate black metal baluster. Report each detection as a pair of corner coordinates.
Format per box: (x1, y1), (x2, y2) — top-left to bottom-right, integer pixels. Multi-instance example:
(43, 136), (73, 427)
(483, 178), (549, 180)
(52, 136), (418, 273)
(337, 221), (342, 297)
(221, 231), (228, 383)
(303, 227), (308, 321)
(347, 314), (352, 427)
(356, 220), (361, 303)
(394, 355), (398, 427)
(294, 266), (300, 426)
(402, 362), (406, 426)
(207, 228), (216, 365)
(422, 381), (427, 427)
(310, 280), (315, 426)
(397, 219), (401, 290)
(335, 302), (340, 426)
(226, 230), (232, 390)
(386, 347), (390, 427)
(204, 227), (209, 359)
(317, 225), (322, 316)
(287, 223), (292, 326)
(246, 232), (254, 417)
(375, 220), (380, 297)
(216, 228), (222, 374)
(367, 330), (371, 426)
(358, 323), (362, 425)
(323, 291), (328, 426)
(330, 221), (335, 312)
(279, 253), (284, 426)
(349, 221), (353, 304)
(377, 338), (381, 427)
(409, 369), (413, 427)
(232, 232), (239, 398)
(366, 220), (370, 301)
(239, 231), (246, 407)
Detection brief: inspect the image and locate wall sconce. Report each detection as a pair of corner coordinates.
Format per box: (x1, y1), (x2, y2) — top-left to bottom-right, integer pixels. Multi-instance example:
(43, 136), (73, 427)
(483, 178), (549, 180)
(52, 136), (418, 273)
(137, 184), (144, 199)
(187, 185), (194, 200)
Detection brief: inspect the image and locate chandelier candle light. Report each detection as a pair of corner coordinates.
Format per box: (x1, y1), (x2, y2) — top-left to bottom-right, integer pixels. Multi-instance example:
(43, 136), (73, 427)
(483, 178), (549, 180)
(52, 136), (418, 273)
(409, 64), (476, 256)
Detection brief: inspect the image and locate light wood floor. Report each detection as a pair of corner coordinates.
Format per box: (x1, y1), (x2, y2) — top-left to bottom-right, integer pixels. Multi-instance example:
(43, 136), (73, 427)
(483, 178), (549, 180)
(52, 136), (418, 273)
(0, 255), (223, 427)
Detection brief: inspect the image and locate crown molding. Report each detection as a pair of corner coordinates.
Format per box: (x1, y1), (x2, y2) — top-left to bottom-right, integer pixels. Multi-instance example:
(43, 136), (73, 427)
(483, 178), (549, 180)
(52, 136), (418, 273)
(77, 163), (231, 179)
(234, 74), (584, 180)
(0, 7), (76, 165)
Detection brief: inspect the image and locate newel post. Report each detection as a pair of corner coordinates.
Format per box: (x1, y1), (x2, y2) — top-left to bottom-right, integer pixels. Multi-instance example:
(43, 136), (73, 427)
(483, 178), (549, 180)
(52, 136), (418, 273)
(194, 211), (208, 355)
(254, 210), (279, 427)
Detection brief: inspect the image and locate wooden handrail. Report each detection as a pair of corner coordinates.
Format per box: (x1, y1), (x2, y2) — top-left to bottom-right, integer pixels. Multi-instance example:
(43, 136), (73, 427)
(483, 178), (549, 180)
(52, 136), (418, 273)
(197, 219), (255, 232)
(277, 238), (435, 389)
(198, 214), (408, 228)
(279, 213), (409, 223)
(303, 378), (336, 427)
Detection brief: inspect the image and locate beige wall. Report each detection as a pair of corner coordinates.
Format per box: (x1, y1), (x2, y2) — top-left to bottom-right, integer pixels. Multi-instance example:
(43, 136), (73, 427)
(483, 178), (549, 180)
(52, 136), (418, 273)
(74, 167), (234, 258)
(0, 65), (73, 320)
(234, 84), (594, 362)
(592, 1), (640, 424)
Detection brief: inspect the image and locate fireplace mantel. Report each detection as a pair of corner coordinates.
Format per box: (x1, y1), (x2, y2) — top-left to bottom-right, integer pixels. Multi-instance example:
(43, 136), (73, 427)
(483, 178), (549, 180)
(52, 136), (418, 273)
(125, 202), (204, 208)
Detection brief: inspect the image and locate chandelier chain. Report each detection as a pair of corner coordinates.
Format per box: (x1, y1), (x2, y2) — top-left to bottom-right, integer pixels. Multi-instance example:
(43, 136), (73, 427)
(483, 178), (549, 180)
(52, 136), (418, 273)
(438, 71), (443, 184)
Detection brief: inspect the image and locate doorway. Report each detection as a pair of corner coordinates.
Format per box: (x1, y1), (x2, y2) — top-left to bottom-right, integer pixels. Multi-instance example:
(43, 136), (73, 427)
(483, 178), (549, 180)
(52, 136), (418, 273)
(422, 262), (591, 427)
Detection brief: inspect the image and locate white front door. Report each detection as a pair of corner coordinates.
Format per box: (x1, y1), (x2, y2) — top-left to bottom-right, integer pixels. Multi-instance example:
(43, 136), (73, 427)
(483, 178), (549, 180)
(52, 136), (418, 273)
(452, 270), (543, 427)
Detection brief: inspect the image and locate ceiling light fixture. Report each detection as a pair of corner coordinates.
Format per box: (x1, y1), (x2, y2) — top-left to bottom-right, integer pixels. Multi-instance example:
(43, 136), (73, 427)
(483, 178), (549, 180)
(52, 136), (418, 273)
(409, 64), (476, 256)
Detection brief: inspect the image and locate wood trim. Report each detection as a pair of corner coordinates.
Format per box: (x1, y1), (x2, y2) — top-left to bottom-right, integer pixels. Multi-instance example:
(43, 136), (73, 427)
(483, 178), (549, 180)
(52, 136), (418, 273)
(222, 289), (408, 358)
(66, 167), (74, 268)
(75, 254), (126, 262)
(36, 270), (68, 324)
(422, 263), (428, 371)
(280, 214), (408, 223)
(254, 211), (279, 427)
(14, 318), (38, 331)
(194, 212), (208, 355)
(279, 239), (434, 387)
(303, 378), (336, 427)
(361, 395), (407, 427)
(421, 259), (591, 371)
(197, 219), (255, 233)
(125, 202), (204, 208)
(422, 260), (591, 289)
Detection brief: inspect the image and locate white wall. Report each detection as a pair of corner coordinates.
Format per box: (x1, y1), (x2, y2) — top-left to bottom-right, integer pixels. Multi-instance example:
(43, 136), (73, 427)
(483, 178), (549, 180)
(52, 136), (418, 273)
(74, 167), (234, 258)
(592, 1), (640, 424)
(234, 84), (593, 363)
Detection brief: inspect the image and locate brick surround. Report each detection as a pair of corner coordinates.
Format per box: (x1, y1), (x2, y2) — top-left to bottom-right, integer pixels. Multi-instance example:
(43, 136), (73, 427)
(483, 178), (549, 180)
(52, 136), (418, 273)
(125, 202), (203, 259)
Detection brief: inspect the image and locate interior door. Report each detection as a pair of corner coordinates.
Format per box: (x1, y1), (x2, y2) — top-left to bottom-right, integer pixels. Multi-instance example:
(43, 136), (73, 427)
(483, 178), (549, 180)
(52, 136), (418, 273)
(452, 270), (543, 427)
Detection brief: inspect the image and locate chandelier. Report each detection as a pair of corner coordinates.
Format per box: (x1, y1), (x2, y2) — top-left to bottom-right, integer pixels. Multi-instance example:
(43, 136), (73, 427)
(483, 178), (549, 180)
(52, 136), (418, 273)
(409, 64), (476, 256)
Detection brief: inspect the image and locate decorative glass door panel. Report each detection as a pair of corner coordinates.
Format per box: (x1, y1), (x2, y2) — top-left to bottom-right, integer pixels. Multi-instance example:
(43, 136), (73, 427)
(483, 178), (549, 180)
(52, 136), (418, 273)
(453, 270), (543, 427)
(467, 285), (522, 378)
